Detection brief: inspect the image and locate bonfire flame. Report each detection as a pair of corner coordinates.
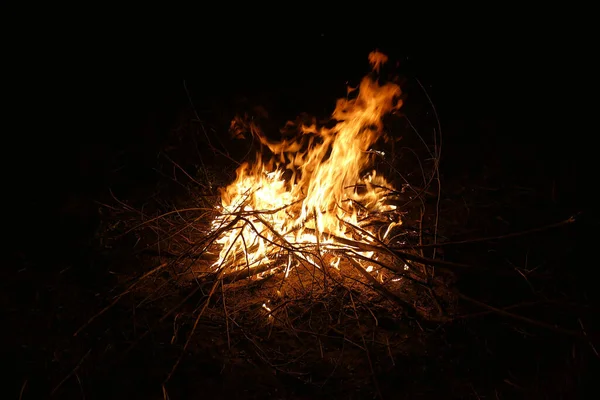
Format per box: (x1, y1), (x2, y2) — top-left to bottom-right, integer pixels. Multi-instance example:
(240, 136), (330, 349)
(212, 51), (403, 276)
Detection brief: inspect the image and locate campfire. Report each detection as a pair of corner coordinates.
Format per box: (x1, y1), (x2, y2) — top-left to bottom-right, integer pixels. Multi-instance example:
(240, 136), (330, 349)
(210, 51), (411, 288)
(41, 48), (589, 400)
(83, 50), (455, 394)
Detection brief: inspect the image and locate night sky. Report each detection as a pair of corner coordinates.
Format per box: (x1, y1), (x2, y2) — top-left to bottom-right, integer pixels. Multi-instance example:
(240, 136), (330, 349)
(13, 31), (578, 205)
(7, 30), (584, 248)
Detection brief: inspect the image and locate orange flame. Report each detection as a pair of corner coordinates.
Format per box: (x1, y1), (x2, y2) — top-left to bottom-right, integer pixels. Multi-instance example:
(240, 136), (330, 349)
(212, 51), (403, 273)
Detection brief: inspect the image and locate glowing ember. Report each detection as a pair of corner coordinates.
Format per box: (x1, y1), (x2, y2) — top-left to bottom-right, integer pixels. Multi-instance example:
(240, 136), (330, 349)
(212, 51), (403, 276)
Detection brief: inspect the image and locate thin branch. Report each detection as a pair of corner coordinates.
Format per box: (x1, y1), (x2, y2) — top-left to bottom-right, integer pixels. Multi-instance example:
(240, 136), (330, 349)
(395, 214), (580, 250)
(457, 292), (588, 338)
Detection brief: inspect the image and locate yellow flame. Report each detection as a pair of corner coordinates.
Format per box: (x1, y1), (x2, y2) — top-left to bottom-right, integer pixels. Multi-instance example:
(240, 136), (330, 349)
(212, 51), (403, 273)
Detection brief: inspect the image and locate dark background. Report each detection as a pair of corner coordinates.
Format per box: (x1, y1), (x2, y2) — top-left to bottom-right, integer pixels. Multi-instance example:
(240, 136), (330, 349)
(9, 30), (581, 235)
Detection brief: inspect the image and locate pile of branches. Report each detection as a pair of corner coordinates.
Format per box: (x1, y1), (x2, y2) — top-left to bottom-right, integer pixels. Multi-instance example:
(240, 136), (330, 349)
(83, 191), (447, 394)
(78, 118), (466, 393)
(70, 99), (593, 397)
(84, 159), (587, 394)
